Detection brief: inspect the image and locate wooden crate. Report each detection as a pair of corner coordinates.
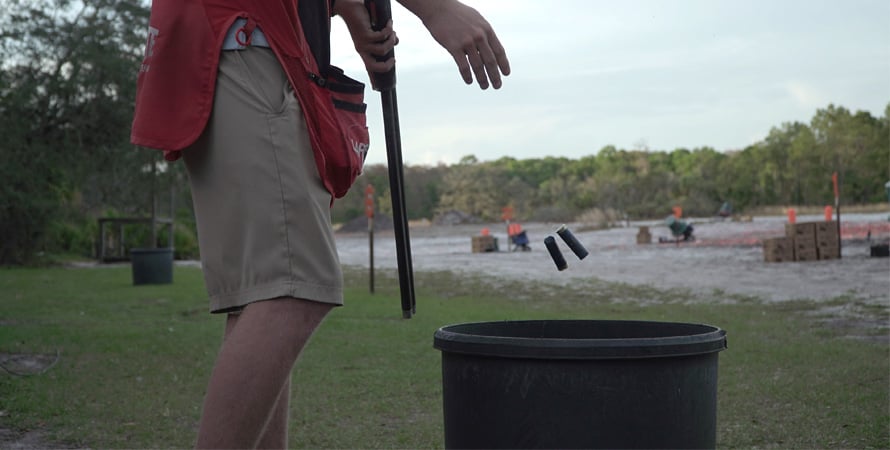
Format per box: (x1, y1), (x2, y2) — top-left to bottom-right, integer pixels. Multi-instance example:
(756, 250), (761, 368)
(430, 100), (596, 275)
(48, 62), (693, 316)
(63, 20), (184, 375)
(815, 221), (836, 236)
(636, 227), (651, 245)
(764, 236), (792, 249)
(471, 235), (497, 253)
(764, 251), (794, 263)
(818, 244), (840, 260)
(763, 237), (794, 263)
(785, 222), (816, 240)
(788, 223), (816, 253)
(795, 247), (819, 262)
(815, 221), (839, 247)
(792, 236), (816, 255)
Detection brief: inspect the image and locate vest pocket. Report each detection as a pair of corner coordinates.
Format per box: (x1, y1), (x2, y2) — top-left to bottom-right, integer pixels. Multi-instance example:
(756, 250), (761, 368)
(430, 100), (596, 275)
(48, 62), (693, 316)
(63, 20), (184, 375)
(304, 65), (369, 198)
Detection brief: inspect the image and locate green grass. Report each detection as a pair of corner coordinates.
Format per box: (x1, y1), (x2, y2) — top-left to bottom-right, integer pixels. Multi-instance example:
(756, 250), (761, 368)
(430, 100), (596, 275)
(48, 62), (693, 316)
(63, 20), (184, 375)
(1, 265), (887, 449)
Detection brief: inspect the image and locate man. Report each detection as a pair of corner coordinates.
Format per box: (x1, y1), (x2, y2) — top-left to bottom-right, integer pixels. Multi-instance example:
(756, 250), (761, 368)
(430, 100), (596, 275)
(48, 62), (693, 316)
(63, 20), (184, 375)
(131, 0), (510, 448)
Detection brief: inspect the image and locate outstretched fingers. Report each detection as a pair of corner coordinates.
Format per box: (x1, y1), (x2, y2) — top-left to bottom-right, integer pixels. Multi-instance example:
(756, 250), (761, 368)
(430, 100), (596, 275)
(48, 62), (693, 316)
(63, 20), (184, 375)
(456, 28), (510, 90)
(420, 0), (511, 90)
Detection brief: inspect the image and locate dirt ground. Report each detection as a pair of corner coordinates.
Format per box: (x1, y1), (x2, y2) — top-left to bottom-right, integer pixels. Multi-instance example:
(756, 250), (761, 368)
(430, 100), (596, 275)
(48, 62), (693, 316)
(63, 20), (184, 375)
(336, 212), (890, 306)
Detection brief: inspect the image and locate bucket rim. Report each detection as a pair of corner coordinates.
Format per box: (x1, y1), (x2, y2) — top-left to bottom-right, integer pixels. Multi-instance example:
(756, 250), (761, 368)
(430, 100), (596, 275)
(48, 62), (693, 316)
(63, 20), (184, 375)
(130, 247), (174, 253)
(433, 319), (727, 360)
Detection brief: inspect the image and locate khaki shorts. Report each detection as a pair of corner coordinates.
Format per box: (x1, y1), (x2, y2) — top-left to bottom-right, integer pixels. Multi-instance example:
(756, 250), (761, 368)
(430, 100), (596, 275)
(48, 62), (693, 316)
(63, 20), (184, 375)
(184, 47), (343, 313)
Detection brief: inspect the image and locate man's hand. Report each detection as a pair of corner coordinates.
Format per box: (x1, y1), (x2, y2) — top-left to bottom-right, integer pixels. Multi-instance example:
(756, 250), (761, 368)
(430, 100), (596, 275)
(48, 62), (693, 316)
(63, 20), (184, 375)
(334, 0), (398, 75)
(400, 0), (511, 90)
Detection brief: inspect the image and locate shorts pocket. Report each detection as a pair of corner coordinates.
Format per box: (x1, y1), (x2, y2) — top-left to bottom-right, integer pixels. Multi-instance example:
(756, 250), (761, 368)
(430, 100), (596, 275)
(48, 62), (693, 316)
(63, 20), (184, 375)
(227, 47), (292, 115)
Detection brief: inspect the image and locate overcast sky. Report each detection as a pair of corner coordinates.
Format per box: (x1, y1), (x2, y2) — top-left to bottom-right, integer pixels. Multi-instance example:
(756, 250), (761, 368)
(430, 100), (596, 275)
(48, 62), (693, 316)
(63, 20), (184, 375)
(330, 0), (890, 166)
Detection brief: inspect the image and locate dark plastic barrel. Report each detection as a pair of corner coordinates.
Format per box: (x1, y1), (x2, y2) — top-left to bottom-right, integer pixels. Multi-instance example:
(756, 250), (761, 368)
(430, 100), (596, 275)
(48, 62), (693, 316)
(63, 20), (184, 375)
(130, 247), (174, 285)
(433, 320), (727, 449)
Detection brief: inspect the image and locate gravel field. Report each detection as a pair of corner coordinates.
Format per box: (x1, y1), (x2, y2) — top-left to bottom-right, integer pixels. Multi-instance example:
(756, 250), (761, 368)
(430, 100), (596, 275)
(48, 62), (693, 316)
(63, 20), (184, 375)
(336, 212), (890, 306)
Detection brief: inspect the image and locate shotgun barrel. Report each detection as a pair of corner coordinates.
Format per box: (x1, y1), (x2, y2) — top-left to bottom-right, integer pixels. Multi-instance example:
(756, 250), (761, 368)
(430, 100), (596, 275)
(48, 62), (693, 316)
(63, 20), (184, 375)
(365, 0), (416, 318)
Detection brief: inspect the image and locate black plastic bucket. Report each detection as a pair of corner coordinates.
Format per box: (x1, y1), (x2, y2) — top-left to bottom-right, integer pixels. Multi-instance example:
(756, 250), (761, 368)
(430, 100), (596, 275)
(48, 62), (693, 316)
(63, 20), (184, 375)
(130, 247), (174, 285)
(433, 320), (727, 449)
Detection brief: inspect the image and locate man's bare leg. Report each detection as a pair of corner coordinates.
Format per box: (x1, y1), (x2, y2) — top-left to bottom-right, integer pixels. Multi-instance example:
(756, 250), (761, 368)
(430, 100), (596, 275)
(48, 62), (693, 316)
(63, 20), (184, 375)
(195, 297), (332, 449)
(217, 313), (292, 449)
(255, 378), (291, 449)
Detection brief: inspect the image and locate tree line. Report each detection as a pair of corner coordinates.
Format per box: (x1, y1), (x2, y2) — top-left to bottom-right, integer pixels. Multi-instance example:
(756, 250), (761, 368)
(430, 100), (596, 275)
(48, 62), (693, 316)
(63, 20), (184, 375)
(1, 0), (887, 264)
(335, 103), (889, 224)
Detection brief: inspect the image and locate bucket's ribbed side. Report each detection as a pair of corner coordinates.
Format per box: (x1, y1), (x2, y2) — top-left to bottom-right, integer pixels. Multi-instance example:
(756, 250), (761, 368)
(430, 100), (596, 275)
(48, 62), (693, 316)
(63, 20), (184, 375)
(434, 320), (726, 450)
(131, 248), (174, 285)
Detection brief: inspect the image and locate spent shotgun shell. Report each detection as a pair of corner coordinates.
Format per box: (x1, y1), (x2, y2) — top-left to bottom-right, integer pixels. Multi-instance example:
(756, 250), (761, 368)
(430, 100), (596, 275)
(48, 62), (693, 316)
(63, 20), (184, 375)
(544, 236), (568, 271)
(556, 224), (589, 260)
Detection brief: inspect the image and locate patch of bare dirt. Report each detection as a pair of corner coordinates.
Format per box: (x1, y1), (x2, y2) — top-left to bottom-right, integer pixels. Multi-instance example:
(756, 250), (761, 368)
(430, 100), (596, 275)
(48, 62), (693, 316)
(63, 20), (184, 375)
(0, 353), (60, 376)
(0, 353), (78, 449)
(0, 427), (81, 450)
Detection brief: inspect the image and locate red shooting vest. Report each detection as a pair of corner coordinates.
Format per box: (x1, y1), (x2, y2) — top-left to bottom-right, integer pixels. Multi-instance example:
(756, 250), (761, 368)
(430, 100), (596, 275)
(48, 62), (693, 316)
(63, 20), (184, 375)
(131, 0), (369, 200)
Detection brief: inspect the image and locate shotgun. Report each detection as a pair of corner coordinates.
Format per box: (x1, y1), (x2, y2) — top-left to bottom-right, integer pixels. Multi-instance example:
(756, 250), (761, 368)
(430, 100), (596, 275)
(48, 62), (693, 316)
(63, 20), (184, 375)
(365, 0), (416, 318)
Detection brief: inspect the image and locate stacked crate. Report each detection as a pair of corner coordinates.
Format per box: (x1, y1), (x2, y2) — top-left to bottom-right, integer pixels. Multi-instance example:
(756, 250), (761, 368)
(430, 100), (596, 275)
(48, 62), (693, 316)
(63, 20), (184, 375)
(815, 221), (840, 260)
(636, 226), (652, 244)
(763, 237), (794, 263)
(765, 221), (841, 263)
(786, 222), (818, 261)
(471, 235), (498, 253)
